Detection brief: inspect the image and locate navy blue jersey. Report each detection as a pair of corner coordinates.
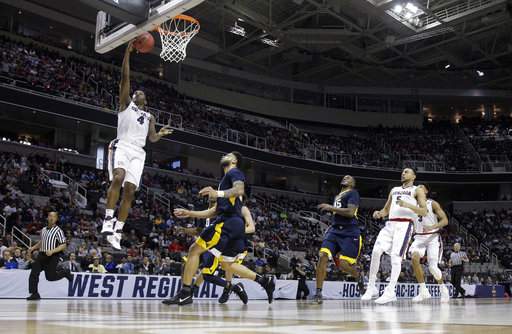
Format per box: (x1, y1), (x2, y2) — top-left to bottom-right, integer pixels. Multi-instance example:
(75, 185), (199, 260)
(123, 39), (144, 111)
(331, 189), (360, 226)
(194, 217), (212, 230)
(217, 167), (245, 217)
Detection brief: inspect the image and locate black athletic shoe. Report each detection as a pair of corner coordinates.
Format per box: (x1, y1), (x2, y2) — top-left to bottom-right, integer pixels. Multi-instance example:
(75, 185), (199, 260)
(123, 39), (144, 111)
(162, 289), (193, 306)
(357, 275), (366, 296)
(26, 293), (41, 301)
(233, 283), (248, 305)
(58, 267), (74, 282)
(260, 276), (276, 304)
(313, 293), (323, 304)
(218, 284), (233, 304)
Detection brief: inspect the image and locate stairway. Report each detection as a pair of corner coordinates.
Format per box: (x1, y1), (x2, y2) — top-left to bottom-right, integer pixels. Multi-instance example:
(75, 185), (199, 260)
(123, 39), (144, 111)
(41, 169), (88, 208)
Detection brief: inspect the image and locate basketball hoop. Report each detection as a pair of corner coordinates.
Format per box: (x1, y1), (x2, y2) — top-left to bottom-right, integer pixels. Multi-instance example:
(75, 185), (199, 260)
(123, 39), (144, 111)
(157, 14), (200, 63)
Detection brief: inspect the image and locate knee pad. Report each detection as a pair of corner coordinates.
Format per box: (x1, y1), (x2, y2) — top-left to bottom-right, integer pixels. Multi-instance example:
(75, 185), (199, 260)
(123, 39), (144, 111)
(429, 264), (442, 280)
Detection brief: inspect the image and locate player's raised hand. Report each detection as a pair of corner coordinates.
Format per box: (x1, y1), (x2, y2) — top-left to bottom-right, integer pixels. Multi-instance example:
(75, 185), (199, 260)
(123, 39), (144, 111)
(158, 125), (173, 137)
(198, 186), (215, 197)
(173, 208), (190, 218)
(372, 210), (382, 219)
(317, 203), (333, 212)
(127, 40), (135, 53)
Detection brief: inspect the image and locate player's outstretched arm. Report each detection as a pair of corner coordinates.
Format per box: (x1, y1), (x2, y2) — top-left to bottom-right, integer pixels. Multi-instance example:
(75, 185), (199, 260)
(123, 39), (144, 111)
(242, 206), (255, 234)
(119, 41), (134, 111)
(174, 207), (217, 219)
(148, 116), (173, 142)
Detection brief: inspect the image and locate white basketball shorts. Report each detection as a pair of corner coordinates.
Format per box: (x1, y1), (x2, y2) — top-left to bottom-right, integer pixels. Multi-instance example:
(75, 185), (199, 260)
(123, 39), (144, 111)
(107, 139), (146, 189)
(408, 233), (443, 264)
(374, 220), (414, 258)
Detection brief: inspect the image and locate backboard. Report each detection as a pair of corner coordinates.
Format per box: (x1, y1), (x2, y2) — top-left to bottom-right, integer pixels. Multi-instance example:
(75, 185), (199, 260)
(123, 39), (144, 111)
(94, 0), (205, 54)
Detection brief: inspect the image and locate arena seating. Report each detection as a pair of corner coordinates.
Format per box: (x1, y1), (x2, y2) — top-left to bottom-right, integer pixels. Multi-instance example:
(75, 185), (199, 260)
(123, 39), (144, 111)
(3, 34), (511, 172)
(1, 151), (509, 285)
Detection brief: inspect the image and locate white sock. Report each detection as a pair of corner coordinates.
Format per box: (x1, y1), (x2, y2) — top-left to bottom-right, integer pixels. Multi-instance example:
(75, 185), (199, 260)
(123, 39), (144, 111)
(419, 282), (426, 290)
(387, 255), (402, 292)
(368, 247), (383, 287)
(115, 221), (125, 232)
(105, 209), (114, 219)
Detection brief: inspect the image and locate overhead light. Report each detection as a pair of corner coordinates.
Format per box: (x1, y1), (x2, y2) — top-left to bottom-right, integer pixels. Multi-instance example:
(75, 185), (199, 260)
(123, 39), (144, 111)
(18, 10), (22, 15)
(476, 70), (485, 77)
(261, 38), (279, 47)
(228, 21), (246, 37)
(405, 2), (419, 14)
(444, 64), (451, 69)
(387, 2), (423, 27)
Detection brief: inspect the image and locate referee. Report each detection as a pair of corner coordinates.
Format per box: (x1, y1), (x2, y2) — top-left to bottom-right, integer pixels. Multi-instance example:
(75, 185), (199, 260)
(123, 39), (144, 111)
(449, 242), (469, 298)
(26, 211), (72, 300)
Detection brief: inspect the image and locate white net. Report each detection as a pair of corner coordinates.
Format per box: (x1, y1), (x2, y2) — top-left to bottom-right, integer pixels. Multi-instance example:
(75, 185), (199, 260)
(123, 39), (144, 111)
(158, 15), (200, 63)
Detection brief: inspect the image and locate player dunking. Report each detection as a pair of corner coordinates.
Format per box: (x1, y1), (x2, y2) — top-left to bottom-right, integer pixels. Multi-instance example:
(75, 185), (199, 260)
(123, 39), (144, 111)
(314, 175), (364, 304)
(361, 168), (427, 304)
(409, 184), (450, 302)
(101, 41), (172, 249)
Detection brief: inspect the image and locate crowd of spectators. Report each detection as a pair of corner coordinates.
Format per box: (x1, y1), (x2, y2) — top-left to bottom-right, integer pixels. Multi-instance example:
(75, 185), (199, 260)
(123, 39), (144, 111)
(1, 34), (506, 172)
(1, 151), (509, 289)
(454, 209), (512, 269)
(461, 117), (512, 171)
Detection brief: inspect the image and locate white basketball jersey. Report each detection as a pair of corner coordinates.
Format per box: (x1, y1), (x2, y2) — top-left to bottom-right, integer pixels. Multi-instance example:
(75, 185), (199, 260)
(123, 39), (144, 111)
(389, 185), (418, 220)
(117, 101), (151, 148)
(415, 199), (438, 233)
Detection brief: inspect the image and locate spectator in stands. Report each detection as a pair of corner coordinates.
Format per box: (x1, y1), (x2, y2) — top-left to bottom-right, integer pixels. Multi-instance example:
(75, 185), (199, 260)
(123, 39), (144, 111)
(61, 253), (82, 272)
(104, 254), (117, 273)
(121, 256), (135, 274)
(13, 248), (26, 269)
(88, 256), (106, 273)
(0, 249), (18, 269)
(139, 256), (154, 275)
(0, 240), (7, 258)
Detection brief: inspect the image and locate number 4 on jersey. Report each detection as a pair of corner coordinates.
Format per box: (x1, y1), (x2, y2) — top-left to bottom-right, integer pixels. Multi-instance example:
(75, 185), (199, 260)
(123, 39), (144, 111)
(137, 115), (145, 125)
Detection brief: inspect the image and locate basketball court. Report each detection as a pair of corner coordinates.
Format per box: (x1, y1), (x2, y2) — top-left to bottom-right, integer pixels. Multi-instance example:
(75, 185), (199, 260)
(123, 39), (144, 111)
(1, 299), (511, 333)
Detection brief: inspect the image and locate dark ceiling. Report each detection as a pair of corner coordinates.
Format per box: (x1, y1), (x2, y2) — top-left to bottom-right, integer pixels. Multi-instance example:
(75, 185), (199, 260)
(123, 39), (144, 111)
(3, 0), (512, 90)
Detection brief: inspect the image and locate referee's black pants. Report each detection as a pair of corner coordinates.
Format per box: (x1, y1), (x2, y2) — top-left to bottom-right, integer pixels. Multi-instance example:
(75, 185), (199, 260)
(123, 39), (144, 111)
(450, 265), (465, 298)
(29, 253), (66, 294)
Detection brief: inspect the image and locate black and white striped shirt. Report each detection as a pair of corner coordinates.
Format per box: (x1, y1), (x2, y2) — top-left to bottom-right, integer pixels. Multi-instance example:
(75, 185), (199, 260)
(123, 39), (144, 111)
(450, 251), (468, 266)
(40, 225), (66, 252)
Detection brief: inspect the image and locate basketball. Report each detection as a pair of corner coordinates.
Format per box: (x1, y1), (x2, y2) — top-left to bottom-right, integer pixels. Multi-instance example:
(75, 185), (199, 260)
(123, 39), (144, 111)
(133, 32), (154, 53)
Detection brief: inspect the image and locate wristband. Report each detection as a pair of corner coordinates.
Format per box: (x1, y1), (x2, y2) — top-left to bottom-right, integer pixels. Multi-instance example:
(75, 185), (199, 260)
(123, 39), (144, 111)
(217, 191), (225, 198)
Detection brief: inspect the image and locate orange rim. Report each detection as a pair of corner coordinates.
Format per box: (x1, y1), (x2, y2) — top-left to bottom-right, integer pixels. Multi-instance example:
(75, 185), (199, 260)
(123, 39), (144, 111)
(156, 14), (200, 36)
